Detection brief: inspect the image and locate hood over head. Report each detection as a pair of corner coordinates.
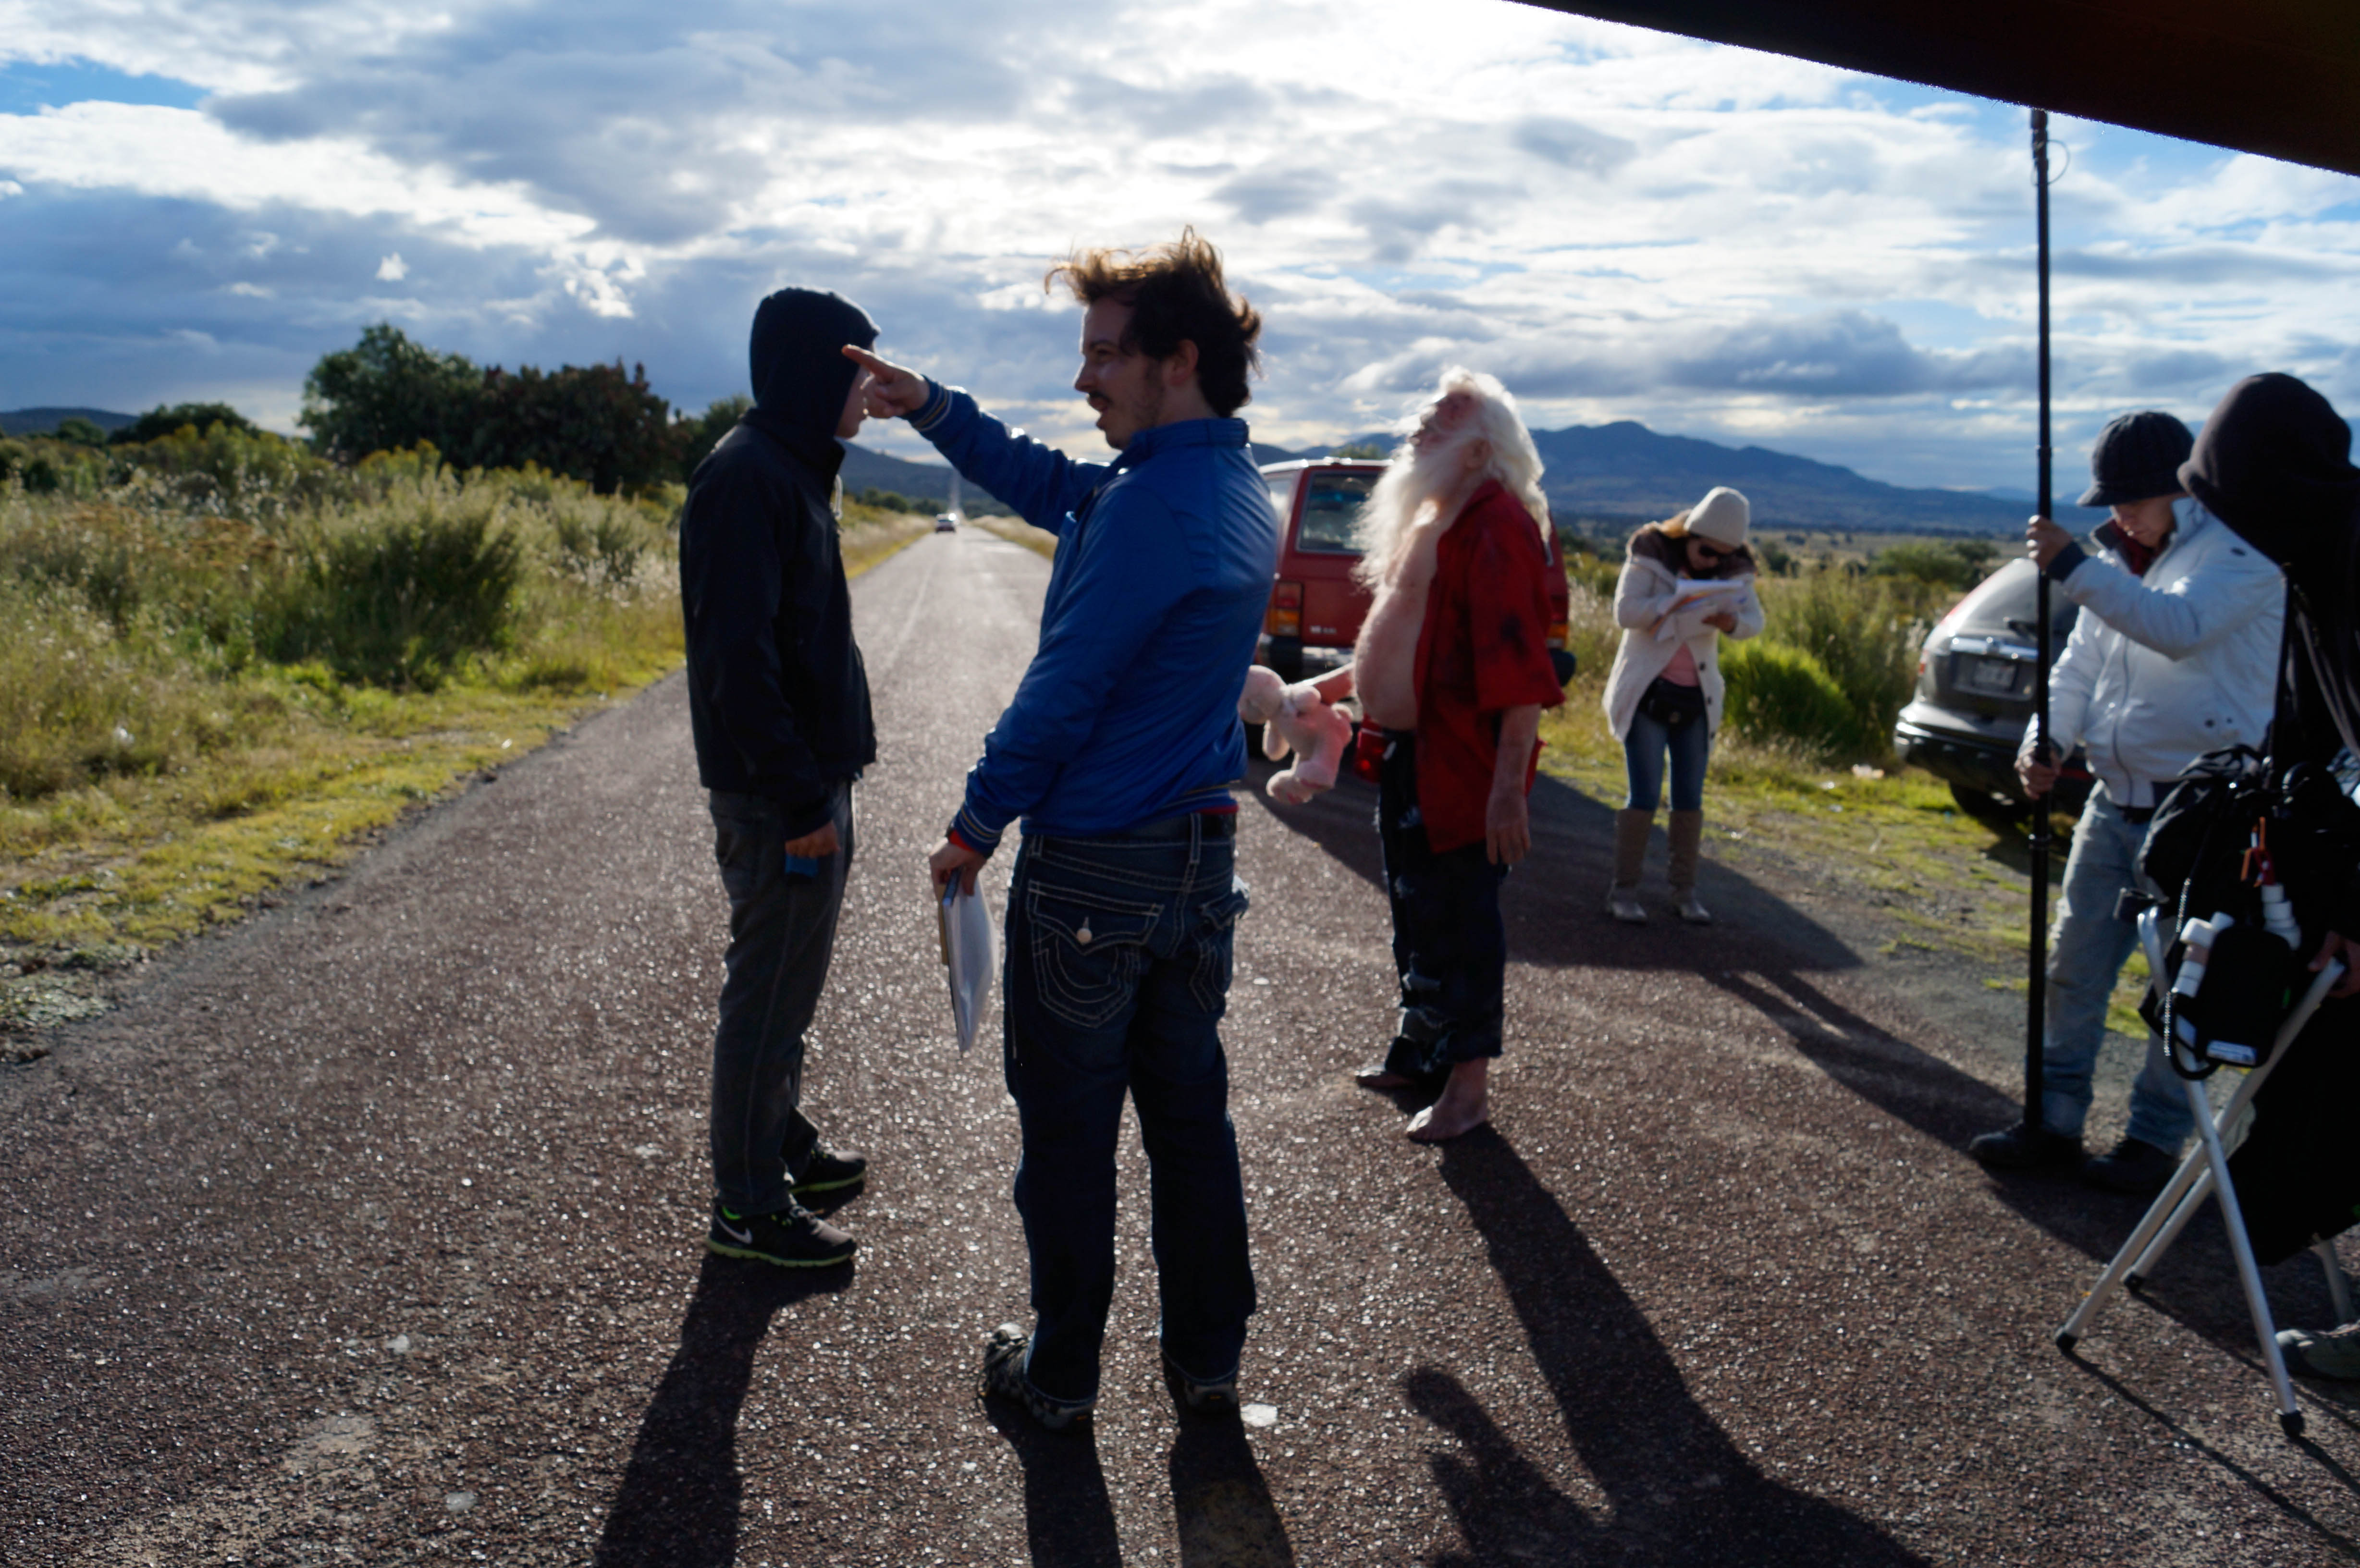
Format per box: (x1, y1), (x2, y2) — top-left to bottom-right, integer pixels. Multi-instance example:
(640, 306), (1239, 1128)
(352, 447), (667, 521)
(2179, 372), (2360, 574)
(748, 287), (879, 446)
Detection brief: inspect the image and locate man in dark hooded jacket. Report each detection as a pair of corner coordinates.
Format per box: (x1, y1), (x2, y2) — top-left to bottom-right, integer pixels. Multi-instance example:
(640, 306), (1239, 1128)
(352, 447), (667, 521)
(679, 287), (880, 1268)
(2177, 370), (2360, 1378)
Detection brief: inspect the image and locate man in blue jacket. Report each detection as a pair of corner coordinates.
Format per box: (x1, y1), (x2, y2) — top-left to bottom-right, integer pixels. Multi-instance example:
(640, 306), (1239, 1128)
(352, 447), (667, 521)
(679, 287), (880, 1270)
(848, 231), (1277, 1429)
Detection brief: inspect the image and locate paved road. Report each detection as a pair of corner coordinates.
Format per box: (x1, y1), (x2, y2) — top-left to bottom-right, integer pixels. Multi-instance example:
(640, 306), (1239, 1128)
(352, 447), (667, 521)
(5, 527), (2357, 1566)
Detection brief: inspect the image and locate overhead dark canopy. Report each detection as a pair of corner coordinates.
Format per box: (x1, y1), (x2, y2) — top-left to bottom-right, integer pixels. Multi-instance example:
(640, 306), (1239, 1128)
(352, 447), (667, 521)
(1520, 0), (2360, 176)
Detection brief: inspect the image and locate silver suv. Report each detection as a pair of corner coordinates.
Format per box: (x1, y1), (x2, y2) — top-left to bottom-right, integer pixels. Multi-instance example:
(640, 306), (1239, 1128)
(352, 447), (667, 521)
(1894, 557), (2091, 821)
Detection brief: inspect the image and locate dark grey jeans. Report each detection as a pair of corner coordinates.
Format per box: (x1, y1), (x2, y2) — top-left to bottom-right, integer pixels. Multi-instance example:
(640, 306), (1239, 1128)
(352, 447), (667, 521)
(707, 782), (853, 1214)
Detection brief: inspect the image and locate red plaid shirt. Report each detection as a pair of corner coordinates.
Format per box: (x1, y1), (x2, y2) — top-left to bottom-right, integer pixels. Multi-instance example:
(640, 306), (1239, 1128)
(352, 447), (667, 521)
(1412, 480), (1565, 852)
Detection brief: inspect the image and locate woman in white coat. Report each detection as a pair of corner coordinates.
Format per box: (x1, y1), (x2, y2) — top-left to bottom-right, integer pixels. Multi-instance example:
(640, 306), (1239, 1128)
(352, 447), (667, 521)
(1601, 487), (1764, 923)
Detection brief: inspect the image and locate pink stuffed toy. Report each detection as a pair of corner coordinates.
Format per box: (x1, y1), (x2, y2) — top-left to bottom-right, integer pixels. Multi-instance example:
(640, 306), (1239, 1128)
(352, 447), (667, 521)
(1238, 664), (1354, 805)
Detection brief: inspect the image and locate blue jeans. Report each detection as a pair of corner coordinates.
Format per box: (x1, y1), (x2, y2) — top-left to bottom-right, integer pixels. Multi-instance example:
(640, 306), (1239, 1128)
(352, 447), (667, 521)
(1374, 731), (1509, 1086)
(2040, 785), (2195, 1151)
(707, 783), (854, 1214)
(1001, 814), (1257, 1409)
(1623, 705), (1710, 812)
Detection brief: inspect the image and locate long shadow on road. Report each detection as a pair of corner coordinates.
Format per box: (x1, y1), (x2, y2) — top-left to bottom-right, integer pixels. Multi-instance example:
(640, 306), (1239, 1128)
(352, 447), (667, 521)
(1417, 1127), (1930, 1567)
(593, 1255), (852, 1568)
(982, 1386), (1295, 1567)
(1248, 769), (1861, 976)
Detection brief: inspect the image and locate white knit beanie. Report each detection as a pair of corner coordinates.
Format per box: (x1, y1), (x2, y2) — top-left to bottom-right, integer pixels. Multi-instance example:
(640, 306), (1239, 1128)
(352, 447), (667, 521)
(1686, 487), (1750, 548)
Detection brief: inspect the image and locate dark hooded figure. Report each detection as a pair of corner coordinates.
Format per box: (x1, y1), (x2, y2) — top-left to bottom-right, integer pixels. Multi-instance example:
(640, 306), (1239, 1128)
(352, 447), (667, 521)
(2180, 372), (2360, 1373)
(677, 286), (882, 1269)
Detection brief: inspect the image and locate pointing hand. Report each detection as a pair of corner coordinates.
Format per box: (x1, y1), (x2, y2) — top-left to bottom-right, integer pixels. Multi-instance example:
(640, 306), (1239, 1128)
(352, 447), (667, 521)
(842, 345), (930, 419)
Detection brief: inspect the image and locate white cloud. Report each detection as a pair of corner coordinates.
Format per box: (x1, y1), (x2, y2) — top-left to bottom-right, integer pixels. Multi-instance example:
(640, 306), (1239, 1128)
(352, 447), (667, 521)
(1, 0), (2355, 489)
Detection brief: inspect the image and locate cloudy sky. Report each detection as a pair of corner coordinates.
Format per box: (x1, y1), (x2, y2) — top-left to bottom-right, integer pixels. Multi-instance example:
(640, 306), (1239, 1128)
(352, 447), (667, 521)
(4, 0), (2357, 492)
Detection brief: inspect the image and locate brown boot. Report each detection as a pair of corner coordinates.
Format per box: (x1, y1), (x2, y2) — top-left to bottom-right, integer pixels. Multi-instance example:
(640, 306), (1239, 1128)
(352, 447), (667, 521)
(1608, 808), (1652, 923)
(1669, 809), (1710, 924)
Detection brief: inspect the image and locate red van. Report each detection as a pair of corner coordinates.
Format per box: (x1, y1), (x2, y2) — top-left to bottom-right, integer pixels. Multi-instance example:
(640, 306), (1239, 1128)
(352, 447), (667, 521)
(1255, 457), (1576, 686)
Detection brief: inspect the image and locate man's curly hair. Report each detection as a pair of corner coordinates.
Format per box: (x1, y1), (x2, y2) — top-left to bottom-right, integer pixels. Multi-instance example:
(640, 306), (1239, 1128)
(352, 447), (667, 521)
(1045, 228), (1263, 416)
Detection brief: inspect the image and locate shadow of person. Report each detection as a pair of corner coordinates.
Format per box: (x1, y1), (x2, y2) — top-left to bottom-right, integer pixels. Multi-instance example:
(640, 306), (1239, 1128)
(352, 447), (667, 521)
(982, 1402), (1125, 1568)
(592, 1254), (852, 1568)
(1703, 968), (2022, 1157)
(1167, 1402), (1294, 1568)
(1417, 1128), (1930, 1567)
(1242, 765), (1861, 976)
(1698, 969), (2357, 1381)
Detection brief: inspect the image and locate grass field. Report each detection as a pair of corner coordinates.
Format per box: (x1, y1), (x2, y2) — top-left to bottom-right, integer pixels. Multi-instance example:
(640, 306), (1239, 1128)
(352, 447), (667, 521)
(0, 447), (930, 1046)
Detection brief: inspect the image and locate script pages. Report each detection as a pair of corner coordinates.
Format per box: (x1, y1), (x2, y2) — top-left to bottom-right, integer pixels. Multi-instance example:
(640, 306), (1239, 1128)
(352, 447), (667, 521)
(938, 879), (996, 1053)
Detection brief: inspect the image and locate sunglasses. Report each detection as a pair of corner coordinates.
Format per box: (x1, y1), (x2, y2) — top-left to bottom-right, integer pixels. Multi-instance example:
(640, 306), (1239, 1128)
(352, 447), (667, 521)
(1692, 541), (1732, 562)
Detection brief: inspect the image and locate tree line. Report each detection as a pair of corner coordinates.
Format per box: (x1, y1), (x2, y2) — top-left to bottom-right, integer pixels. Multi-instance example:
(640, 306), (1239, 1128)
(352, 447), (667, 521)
(299, 324), (746, 494)
(15, 326), (749, 498)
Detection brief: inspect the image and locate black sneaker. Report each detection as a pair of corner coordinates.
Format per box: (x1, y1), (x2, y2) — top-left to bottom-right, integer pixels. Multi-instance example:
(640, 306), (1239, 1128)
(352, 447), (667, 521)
(1161, 1348), (1240, 1417)
(707, 1200), (856, 1268)
(1967, 1121), (2082, 1171)
(979, 1323), (1093, 1431)
(2082, 1136), (2178, 1195)
(792, 1146), (869, 1197)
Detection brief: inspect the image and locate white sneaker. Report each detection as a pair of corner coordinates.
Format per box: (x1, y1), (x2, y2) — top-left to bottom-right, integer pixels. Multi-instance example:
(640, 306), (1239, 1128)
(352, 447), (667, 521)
(1674, 893), (1712, 925)
(1606, 888), (1647, 924)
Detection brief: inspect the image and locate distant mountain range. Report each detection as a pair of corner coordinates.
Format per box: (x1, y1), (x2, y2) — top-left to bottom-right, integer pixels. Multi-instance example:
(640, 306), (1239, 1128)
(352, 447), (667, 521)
(6, 404), (2027, 534)
(0, 407), (135, 437)
(858, 419), (2030, 535)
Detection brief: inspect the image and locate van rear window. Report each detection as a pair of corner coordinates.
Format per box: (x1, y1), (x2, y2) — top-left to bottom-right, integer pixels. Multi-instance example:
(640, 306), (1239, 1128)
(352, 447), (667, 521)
(1296, 475), (1374, 555)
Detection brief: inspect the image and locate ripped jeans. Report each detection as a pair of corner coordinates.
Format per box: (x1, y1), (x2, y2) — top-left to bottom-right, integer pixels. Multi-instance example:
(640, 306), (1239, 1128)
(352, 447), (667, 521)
(1373, 730), (1509, 1089)
(998, 811), (1257, 1409)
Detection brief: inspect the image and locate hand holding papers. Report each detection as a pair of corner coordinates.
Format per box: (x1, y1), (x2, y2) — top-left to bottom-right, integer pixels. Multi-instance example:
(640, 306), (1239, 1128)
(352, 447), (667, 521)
(1654, 577), (1750, 640)
(939, 878), (996, 1053)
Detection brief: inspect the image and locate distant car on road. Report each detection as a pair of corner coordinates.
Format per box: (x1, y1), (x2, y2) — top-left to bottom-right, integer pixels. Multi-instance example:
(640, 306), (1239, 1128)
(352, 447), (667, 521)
(1894, 556), (2091, 821)
(1255, 457), (1576, 687)
(933, 513), (958, 532)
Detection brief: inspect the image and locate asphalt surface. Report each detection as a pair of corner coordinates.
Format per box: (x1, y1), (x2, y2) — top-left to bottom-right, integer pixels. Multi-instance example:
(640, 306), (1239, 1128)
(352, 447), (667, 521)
(5, 526), (2358, 1567)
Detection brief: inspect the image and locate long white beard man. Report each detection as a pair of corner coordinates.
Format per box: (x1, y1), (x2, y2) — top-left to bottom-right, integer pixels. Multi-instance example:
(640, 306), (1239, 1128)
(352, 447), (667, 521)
(1317, 369), (1565, 1141)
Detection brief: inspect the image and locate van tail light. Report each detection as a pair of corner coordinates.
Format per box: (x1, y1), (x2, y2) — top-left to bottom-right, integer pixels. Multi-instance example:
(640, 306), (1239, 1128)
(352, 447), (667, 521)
(1267, 580), (1303, 638)
(1547, 617), (1569, 651)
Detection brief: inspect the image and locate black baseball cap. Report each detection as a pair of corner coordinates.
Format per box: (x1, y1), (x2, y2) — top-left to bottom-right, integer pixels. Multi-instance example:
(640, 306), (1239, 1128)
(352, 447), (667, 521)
(2080, 410), (2194, 507)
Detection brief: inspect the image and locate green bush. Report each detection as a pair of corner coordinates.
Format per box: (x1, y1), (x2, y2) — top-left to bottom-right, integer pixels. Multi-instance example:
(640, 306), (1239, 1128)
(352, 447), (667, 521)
(1752, 569), (1924, 760)
(263, 495), (526, 689)
(0, 580), (258, 798)
(0, 457), (680, 802)
(1870, 538), (1998, 591)
(551, 504), (651, 588)
(1721, 640), (1863, 757)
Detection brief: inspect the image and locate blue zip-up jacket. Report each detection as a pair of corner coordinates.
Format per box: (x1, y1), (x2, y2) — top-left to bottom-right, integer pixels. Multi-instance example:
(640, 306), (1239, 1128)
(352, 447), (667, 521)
(909, 382), (1280, 850)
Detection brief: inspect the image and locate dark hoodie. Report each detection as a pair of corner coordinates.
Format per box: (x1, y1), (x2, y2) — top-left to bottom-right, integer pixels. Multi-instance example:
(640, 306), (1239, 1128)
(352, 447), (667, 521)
(2188, 374), (2360, 1261)
(678, 288), (880, 833)
(2181, 373), (2360, 781)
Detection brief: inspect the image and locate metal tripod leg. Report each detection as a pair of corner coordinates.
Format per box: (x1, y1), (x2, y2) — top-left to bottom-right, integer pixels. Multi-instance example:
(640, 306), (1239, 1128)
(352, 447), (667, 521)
(2055, 910), (2341, 1435)
(2318, 1240), (2356, 1325)
(2057, 909), (2216, 1334)
(2179, 1062), (2305, 1436)
(2126, 1167), (2212, 1290)
(2058, 1134), (2212, 1345)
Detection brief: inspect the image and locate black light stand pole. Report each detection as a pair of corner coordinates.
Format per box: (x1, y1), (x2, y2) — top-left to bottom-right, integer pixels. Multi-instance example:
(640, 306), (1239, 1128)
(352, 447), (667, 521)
(2025, 107), (2056, 1131)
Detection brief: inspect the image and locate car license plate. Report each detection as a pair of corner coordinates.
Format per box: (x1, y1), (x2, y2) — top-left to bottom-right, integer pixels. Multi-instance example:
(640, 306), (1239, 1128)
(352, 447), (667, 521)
(1961, 656), (2021, 695)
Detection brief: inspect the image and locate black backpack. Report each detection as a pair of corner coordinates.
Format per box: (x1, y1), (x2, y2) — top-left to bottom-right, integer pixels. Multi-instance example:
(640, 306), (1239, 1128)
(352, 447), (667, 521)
(2136, 745), (2360, 1075)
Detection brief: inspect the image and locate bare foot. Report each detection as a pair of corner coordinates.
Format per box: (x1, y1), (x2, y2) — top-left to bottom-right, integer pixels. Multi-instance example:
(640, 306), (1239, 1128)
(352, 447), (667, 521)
(1405, 1060), (1489, 1142)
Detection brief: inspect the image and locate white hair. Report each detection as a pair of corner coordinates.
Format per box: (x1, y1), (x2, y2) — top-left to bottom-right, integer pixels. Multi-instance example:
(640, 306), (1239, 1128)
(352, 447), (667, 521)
(1351, 367), (1550, 589)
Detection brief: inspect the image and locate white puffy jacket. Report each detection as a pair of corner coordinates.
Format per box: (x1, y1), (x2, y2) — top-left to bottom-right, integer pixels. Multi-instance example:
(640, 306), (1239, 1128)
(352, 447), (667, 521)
(2027, 496), (2284, 809)
(1603, 546), (1765, 741)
